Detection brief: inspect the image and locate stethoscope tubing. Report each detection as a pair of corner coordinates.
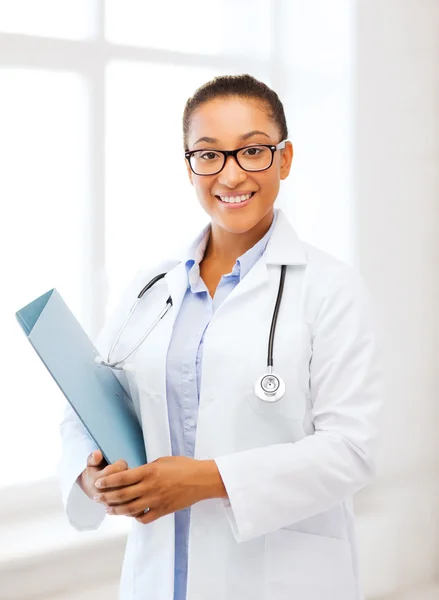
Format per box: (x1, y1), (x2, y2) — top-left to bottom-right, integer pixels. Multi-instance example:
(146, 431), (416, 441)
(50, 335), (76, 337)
(97, 266), (287, 402)
(268, 265), (286, 367)
(100, 273), (171, 370)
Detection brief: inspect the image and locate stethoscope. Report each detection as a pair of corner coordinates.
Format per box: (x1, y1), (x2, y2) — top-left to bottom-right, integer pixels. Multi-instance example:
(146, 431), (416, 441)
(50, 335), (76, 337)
(96, 266), (287, 403)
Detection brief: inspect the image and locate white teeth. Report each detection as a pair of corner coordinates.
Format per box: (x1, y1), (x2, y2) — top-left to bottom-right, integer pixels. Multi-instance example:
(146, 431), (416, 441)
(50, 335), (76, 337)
(219, 193), (252, 204)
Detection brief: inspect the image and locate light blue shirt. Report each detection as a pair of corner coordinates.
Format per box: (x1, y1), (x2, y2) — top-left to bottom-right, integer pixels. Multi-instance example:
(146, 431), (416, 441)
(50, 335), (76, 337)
(165, 209), (278, 600)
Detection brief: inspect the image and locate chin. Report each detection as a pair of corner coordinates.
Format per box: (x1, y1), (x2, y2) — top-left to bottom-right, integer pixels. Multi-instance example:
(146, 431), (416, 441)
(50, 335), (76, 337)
(216, 212), (266, 235)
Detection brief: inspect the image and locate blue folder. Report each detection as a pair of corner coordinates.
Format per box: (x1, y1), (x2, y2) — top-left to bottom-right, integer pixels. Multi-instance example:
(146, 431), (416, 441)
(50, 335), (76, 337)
(16, 289), (147, 468)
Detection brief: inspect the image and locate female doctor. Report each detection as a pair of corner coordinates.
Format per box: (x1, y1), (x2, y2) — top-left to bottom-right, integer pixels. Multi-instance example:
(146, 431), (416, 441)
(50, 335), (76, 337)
(58, 74), (381, 600)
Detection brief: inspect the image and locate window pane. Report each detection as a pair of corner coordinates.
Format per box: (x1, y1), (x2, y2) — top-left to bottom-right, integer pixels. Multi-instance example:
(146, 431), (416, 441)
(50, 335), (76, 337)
(105, 0), (273, 60)
(0, 69), (89, 486)
(105, 63), (218, 310)
(0, 0), (95, 40)
(279, 0), (353, 74)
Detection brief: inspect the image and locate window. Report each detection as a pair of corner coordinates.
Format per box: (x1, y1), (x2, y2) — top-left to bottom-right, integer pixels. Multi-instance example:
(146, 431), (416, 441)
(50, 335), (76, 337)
(2, 0), (354, 490)
(1, 0), (275, 489)
(1, 69), (89, 484)
(0, 0), (94, 39)
(105, 61), (219, 307)
(105, 0), (274, 59)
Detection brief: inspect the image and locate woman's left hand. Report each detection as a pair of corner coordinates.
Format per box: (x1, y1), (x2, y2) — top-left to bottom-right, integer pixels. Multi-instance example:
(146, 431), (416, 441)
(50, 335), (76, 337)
(93, 456), (227, 524)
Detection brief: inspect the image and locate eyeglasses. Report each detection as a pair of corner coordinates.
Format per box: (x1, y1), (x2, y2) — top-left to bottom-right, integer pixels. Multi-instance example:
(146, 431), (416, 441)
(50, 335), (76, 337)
(185, 140), (287, 176)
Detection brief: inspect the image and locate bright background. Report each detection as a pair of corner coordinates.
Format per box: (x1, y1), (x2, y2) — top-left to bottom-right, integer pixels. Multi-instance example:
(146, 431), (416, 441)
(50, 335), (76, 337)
(1, 0), (354, 488)
(1, 1), (438, 599)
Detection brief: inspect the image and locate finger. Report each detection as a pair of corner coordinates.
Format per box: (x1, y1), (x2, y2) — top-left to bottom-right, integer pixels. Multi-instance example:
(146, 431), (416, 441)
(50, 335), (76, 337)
(94, 483), (143, 506)
(136, 507), (161, 525)
(87, 450), (105, 467)
(97, 459), (128, 476)
(95, 465), (145, 490)
(132, 510), (145, 518)
(92, 460), (128, 486)
(105, 498), (148, 516)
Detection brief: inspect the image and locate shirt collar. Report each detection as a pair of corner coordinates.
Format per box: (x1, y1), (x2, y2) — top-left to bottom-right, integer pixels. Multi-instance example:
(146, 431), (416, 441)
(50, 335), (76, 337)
(184, 209), (279, 292)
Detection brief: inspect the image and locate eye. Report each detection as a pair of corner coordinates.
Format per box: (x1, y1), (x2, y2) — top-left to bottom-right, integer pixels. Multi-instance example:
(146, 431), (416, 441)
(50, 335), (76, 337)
(198, 150), (221, 161)
(242, 146), (264, 156)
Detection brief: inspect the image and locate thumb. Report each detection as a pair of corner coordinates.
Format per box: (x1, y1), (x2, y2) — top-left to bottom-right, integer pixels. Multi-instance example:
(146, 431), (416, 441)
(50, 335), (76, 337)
(88, 450), (103, 467)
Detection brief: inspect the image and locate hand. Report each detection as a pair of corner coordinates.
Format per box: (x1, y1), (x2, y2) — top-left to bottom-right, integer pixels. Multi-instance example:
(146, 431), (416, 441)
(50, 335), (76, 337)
(77, 450), (128, 502)
(93, 456), (227, 524)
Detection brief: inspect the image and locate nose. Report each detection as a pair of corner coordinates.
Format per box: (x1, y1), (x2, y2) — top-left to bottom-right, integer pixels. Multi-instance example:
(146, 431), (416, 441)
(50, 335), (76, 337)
(217, 155), (247, 188)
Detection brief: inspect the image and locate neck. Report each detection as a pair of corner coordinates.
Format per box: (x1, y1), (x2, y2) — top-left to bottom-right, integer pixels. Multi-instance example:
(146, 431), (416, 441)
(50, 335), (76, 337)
(204, 210), (275, 266)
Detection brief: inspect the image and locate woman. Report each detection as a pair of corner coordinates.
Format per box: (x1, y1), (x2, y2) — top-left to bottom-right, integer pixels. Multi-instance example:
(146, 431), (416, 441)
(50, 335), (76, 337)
(58, 74), (381, 600)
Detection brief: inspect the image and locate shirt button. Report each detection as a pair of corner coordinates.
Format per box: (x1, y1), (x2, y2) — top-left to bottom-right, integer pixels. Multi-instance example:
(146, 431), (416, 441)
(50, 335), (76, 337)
(188, 373), (194, 381)
(187, 417), (196, 427)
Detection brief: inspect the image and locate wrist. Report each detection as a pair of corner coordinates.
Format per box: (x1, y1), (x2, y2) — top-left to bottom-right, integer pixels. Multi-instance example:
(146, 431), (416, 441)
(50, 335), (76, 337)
(197, 459), (228, 501)
(76, 469), (85, 487)
(77, 469), (92, 498)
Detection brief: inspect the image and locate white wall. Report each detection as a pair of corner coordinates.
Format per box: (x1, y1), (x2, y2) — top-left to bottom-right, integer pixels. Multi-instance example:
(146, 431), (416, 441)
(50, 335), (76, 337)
(2, 1), (438, 598)
(354, 0), (439, 597)
(276, 0), (356, 267)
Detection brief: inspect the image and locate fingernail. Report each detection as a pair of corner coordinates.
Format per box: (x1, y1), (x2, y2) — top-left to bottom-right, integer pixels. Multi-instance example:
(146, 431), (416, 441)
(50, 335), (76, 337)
(93, 495), (101, 502)
(95, 480), (103, 488)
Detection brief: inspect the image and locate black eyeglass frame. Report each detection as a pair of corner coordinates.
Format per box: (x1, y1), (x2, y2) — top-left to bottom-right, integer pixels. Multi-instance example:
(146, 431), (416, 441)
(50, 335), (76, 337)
(184, 139), (287, 176)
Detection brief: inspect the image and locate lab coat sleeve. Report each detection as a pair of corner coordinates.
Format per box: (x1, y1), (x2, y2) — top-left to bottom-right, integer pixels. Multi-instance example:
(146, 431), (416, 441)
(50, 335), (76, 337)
(57, 402), (106, 531)
(57, 269), (148, 531)
(214, 268), (382, 543)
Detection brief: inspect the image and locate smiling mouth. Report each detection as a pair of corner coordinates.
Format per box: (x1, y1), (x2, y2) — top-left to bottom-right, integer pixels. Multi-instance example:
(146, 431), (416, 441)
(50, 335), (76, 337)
(216, 192), (256, 204)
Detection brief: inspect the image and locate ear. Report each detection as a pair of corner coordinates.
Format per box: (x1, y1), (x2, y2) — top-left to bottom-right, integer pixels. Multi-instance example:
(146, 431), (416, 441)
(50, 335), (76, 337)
(279, 141), (293, 180)
(185, 158), (194, 186)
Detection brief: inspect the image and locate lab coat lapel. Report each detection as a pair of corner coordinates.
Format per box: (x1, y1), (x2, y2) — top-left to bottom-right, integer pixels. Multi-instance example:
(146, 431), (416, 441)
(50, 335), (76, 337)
(213, 209), (308, 307)
(263, 209), (308, 267)
(164, 261), (189, 327)
(141, 261), (187, 405)
(162, 219), (210, 322)
(221, 256), (269, 305)
(133, 261), (188, 462)
(146, 209), (308, 401)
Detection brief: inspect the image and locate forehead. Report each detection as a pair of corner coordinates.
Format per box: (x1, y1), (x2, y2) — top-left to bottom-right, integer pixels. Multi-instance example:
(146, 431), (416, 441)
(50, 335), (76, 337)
(187, 96), (279, 146)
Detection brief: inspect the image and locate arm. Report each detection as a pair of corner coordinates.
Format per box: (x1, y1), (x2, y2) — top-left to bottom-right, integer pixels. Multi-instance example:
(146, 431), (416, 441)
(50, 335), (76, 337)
(57, 269), (147, 530)
(214, 269), (382, 543)
(57, 402), (106, 531)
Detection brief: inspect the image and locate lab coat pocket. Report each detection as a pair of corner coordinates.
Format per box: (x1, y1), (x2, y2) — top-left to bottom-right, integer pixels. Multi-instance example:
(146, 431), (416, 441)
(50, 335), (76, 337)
(245, 387), (307, 419)
(264, 529), (357, 600)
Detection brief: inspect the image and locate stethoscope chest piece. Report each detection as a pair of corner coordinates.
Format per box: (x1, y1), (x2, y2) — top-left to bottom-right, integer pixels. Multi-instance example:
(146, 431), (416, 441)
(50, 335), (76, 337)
(254, 372), (286, 403)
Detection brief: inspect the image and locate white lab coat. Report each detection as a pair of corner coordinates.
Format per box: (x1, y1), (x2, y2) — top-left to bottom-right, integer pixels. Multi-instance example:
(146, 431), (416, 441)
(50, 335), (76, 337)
(58, 209), (381, 600)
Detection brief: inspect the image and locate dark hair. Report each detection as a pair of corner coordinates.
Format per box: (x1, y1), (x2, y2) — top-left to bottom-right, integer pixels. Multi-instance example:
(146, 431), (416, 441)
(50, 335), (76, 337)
(182, 74), (288, 150)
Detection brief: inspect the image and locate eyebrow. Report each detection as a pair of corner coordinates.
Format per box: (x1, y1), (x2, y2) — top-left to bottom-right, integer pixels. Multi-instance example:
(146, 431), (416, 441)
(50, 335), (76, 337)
(192, 130), (271, 147)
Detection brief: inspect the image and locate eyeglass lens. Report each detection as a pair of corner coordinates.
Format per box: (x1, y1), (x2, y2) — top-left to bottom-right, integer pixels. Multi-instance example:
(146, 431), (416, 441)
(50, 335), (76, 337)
(189, 145), (272, 175)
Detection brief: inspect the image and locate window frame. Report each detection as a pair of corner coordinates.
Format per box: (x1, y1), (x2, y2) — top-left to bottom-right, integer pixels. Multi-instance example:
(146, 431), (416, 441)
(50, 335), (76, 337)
(0, 0), (281, 504)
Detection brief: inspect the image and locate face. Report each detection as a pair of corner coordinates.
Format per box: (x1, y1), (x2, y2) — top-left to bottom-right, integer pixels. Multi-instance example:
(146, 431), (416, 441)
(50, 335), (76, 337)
(185, 96), (293, 235)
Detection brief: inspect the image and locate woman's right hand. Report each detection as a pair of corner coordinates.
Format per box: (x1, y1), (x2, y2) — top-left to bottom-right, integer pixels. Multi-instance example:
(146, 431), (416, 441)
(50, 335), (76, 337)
(77, 450), (128, 501)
